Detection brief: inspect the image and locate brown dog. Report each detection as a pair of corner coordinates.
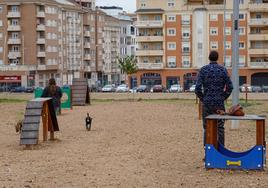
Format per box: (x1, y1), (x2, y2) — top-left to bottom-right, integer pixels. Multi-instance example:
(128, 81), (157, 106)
(15, 120), (23, 133)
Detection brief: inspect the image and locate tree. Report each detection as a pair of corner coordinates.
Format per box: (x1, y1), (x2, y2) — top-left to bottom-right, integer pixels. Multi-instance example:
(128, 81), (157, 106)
(117, 55), (138, 85)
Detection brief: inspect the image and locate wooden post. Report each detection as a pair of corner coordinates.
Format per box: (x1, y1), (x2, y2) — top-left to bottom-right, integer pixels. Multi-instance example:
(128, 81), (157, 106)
(195, 95), (198, 104)
(245, 87), (248, 104)
(206, 120), (218, 149)
(198, 100), (202, 120)
(42, 102), (49, 141)
(256, 120), (265, 146)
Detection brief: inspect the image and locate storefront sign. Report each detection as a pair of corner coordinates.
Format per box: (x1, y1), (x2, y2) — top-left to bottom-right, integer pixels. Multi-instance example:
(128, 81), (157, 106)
(0, 76), (21, 81)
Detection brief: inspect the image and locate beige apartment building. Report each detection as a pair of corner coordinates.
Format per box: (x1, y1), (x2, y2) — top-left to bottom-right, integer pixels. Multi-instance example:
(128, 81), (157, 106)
(135, 0), (268, 89)
(0, 0), (88, 88)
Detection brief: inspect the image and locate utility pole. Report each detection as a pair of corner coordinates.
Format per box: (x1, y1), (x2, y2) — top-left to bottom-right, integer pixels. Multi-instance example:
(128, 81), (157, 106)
(231, 0), (240, 129)
(223, 0), (227, 66)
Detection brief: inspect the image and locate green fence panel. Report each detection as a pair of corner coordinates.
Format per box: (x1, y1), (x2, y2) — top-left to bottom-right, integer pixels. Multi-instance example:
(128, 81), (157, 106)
(34, 87), (71, 109)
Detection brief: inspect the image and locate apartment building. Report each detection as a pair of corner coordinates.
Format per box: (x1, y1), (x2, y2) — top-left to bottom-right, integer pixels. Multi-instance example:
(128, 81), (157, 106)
(135, 0), (268, 89)
(0, 0), (85, 88)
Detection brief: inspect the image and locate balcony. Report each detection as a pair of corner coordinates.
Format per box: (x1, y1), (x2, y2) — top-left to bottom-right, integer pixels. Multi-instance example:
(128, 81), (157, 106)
(0, 65), (36, 71)
(84, 31), (90, 37)
(248, 48), (268, 55)
(136, 35), (163, 42)
(36, 24), (45, 31)
(137, 63), (164, 70)
(249, 33), (268, 41)
(134, 21), (163, 28)
(7, 11), (21, 18)
(84, 66), (92, 72)
(37, 11), (45, 17)
(248, 2), (268, 12)
(84, 42), (91, 48)
(84, 54), (91, 60)
(8, 52), (21, 59)
(136, 49), (164, 56)
(250, 61), (268, 68)
(37, 51), (46, 57)
(7, 25), (21, 31)
(37, 38), (46, 44)
(249, 18), (268, 26)
(7, 38), (21, 44)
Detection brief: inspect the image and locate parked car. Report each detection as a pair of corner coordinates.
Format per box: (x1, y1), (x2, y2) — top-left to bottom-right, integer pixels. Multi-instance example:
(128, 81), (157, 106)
(169, 84), (183, 93)
(25, 87), (34, 93)
(189, 85), (196, 92)
(11, 86), (25, 93)
(116, 84), (129, 92)
(240, 84), (252, 92)
(252, 86), (262, 93)
(101, 85), (115, 92)
(151, 85), (166, 93)
(129, 87), (137, 93)
(262, 86), (268, 92)
(136, 85), (150, 92)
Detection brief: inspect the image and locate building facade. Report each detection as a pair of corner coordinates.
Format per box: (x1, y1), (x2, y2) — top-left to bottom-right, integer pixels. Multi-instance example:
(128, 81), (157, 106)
(135, 0), (268, 89)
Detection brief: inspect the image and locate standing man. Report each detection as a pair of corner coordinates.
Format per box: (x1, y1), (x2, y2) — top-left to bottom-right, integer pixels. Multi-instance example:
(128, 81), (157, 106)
(195, 51), (233, 146)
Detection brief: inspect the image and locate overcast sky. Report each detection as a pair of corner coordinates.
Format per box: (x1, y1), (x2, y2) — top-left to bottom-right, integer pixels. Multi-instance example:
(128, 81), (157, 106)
(96, 0), (136, 13)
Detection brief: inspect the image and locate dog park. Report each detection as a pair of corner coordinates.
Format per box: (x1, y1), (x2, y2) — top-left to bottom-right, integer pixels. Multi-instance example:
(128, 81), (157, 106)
(0, 92), (268, 187)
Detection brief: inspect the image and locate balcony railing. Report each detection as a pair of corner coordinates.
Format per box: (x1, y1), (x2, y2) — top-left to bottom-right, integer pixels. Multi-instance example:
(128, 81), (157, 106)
(36, 24), (45, 31)
(136, 35), (164, 42)
(84, 54), (91, 60)
(84, 43), (91, 48)
(135, 20), (163, 28)
(7, 25), (21, 31)
(249, 48), (268, 54)
(7, 38), (21, 44)
(250, 61), (268, 68)
(0, 65), (36, 71)
(8, 52), (21, 59)
(37, 51), (46, 57)
(249, 33), (268, 40)
(7, 12), (21, 18)
(249, 18), (268, 26)
(248, 2), (268, 11)
(37, 38), (46, 44)
(137, 63), (164, 69)
(37, 11), (45, 17)
(136, 49), (164, 56)
(84, 31), (90, 37)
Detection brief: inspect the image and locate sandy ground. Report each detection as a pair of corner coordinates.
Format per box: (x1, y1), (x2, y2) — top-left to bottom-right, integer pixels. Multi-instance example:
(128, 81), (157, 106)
(0, 95), (268, 187)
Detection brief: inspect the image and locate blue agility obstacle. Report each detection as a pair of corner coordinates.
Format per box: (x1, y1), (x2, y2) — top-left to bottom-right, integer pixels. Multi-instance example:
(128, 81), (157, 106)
(205, 115), (266, 170)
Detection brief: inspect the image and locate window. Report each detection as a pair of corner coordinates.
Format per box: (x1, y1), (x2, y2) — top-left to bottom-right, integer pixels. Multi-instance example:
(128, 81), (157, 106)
(224, 27), (231, 35)
(181, 15), (190, 25)
(239, 0), (244, 4)
(239, 27), (245, 35)
(167, 56), (176, 68)
(0, 33), (2, 39)
(210, 28), (218, 35)
(182, 42), (190, 53)
(256, 13), (262, 19)
(12, 46), (19, 52)
(210, 14), (218, 21)
(141, 3), (146, 7)
(168, 15), (176, 22)
(0, 47), (3, 53)
(239, 42), (245, 49)
(239, 13), (245, 20)
(11, 19), (19, 25)
(167, 42), (176, 50)
(225, 41), (231, 49)
(225, 13), (231, 20)
(0, 20), (2, 27)
(225, 56), (232, 67)
(168, 0), (175, 8)
(182, 28), (190, 38)
(0, 6), (3, 13)
(210, 41), (218, 49)
(11, 6), (18, 12)
(143, 57), (148, 63)
(167, 28), (176, 36)
(239, 56), (245, 67)
(182, 56), (190, 67)
(0, 60), (3, 65)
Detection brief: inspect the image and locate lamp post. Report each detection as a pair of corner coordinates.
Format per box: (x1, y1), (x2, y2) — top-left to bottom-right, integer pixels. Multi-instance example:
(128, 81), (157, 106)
(223, 0), (227, 66)
(231, 0), (240, 129)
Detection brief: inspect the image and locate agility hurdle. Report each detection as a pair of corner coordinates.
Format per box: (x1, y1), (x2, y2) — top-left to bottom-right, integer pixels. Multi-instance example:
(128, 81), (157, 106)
(205, 115), (266, 170)
(20, 98), (59, 147)
(71, 78), (90, 106)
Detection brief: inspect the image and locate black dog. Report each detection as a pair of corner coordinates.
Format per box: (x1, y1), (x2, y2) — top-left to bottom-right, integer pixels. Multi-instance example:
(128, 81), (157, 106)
(85, 113), (92, 131)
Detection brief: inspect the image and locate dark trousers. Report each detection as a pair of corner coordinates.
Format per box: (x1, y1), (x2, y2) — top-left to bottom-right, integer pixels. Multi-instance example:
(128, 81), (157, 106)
(202, 105), (225, 146)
